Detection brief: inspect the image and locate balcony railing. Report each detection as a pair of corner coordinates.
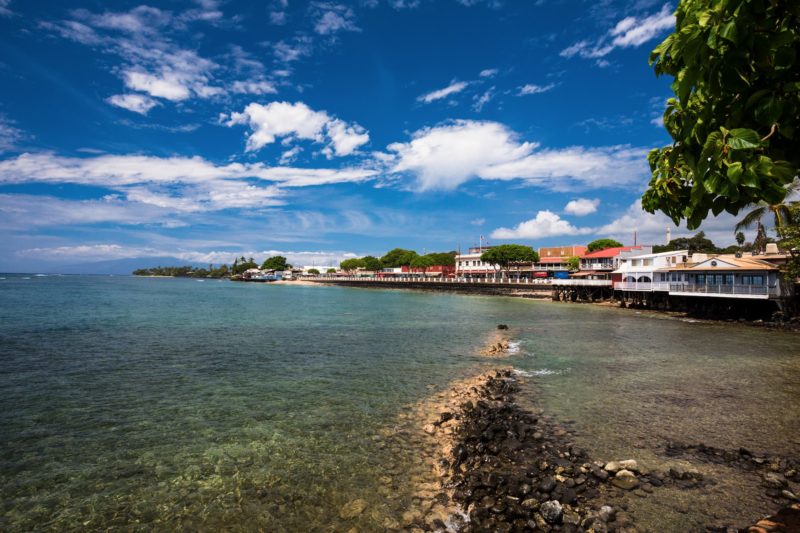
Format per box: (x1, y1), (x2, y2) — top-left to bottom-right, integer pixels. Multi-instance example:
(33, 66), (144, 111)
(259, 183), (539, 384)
(616, 281), (670, 291)
(668, 283), (778, 297)
(551, 279), (612, 287)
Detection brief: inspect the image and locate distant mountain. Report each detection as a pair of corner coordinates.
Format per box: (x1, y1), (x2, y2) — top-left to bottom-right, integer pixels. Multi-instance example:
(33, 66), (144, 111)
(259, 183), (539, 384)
(51, 257), (210, 275)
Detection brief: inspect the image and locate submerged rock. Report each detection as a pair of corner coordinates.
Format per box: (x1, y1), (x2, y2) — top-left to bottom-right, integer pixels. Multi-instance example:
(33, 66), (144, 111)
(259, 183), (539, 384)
(611, 469), (639, 490)
(339, 499), (367, 519)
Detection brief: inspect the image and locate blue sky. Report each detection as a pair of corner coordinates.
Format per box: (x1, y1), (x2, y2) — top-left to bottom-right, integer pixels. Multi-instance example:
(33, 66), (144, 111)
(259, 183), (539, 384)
(0, 0), (747, 270)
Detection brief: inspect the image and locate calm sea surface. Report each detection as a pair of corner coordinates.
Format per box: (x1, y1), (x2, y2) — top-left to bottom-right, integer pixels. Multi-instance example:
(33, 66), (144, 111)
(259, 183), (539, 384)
(1, 275), (799, 531)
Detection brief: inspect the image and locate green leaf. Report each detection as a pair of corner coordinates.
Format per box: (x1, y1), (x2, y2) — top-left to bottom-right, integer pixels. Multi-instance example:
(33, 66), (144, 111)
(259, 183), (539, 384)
(727, 128), (761, 150)
(726, 161), (743, 183)
(741, 167), (759, 188)
(754, 96), (783, 126)
(719, 20), (738, 43)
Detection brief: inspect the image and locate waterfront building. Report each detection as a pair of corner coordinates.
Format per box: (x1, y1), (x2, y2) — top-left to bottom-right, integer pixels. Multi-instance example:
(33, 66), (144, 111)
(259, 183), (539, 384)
(532, 245), (587, 277)
(377, 265), (456, 279)
(614, 250), (689, 291)
(455, 247), (499, 279)
(575, 246), (652, 281)
(667, 252), (788, 300)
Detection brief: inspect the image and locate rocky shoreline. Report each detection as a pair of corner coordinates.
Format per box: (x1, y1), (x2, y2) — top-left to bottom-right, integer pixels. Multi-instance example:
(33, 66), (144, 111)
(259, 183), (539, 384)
(397, 368), (800, 532)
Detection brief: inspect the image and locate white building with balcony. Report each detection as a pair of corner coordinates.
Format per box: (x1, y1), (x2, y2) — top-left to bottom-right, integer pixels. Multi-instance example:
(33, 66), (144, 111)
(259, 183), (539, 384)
(667, 253), (786, 300)
(614, 250), (689, 291)
(455, 247), (500, 279)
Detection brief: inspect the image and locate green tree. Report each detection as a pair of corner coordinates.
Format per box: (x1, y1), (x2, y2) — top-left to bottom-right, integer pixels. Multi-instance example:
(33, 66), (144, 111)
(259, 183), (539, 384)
(232, 257), (258, 275)
(410, 254), (435, 275)
(587, 238), (623, 252)
(643, 0), (799, 229)
(778, 206), (800, 281)
(326, 268), (337, 274)
(261, 255), (292, 271)
(736, 231), (746, 247)
(307, 268), (320, 275)
(653, 231), (719, 254)
(340, 258), (364, 272)
(480, 245), (538, 280)
(380, 248), (418, 268)
(567, 256), (580, 271)
(425, 252), (456, 266)
(360, 256), (383, 271)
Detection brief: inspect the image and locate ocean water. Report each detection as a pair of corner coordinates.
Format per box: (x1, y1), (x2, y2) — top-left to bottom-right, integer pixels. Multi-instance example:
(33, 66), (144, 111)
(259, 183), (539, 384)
(1, 275), (799, 531)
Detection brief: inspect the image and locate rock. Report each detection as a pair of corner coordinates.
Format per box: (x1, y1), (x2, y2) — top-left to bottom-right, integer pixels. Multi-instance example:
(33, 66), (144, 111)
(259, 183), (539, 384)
(598, 505), (616, 523)
(782, 490), (799, 502)
(339, 499), (368, 519)
(604, 461), (622, 473)
(617, 459), (639, 472)
(611, 469), (639, 490)
(763, 472), (788, 489)
(423, 424), (436, 434)
(497, 324), (509, 330)
(539, 477), (556, 493)
(540, 500), (563, 525)
(521, 498), (540, 510)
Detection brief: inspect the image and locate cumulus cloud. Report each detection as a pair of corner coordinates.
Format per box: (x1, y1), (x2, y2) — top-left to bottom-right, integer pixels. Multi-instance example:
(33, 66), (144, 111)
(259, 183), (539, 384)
(517, 83), (555, 96)
(222, 101), (369, 156)
(561, 4), (674, 60)
(491, 210), (595, 239)
(386, 120), (535, 191)
(384, 120), (649, 191)
(564, 198), (600, 216)
(107, 93), (159, 114)
(417, 81), (470, 103)
(313, 3), (360, 35)
(479, 68), (498, 78)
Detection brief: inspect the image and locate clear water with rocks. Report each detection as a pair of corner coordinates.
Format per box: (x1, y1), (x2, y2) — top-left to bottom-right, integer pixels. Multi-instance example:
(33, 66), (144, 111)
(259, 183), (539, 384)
(1, 275), (798, 531)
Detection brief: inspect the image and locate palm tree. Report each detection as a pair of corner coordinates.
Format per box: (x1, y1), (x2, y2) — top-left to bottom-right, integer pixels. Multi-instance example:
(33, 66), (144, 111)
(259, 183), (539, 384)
(735, 179), (800, 236)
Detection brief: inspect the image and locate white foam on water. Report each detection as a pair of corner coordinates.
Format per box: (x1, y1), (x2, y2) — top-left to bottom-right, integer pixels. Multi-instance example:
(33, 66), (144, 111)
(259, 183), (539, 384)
(506, 341), (521, 354)
(512, 368), (561, 377)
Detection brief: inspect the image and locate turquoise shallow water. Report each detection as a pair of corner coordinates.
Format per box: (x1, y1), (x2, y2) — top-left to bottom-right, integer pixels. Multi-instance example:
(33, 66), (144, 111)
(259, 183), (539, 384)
(1, 275), (799, 531)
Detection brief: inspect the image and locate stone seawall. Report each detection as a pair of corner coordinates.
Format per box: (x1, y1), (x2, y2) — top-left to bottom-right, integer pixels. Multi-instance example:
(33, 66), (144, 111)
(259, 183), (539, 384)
(309, 279), (553, 299)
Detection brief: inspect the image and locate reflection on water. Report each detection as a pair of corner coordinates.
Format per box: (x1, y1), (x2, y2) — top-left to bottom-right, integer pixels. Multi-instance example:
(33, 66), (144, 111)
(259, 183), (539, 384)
(1, 276), (798, 531)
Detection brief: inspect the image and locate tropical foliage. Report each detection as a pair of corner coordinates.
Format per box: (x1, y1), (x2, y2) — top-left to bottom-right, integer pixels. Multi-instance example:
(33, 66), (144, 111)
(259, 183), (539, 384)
(587, 238), (623, 252)
(643, 0), (799, 228)
(480, 244), (538, 278)
(133, 264), (230, 278)
(261, 256), (292, 271)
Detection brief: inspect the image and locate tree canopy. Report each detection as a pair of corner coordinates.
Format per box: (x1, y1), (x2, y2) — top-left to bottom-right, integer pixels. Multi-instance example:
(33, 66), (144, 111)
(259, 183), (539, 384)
(587, 238), (623, 252)
(652, 231), (719, 253)
(643, 0), (799, 229)
(307, 268), (320, 275)
(339, 258), (363, 272)
(261, 255), (291, 271)
(380, 248), (418, 267)
(410, 255), (435, 271)
(480, 245), (538, 277)
(360, 256), (383, 271)
(232, 257), (258, 275)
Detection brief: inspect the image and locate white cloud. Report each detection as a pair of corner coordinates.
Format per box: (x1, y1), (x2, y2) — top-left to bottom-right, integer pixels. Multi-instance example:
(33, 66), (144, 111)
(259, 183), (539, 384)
(472, 87), (495, 112)
(0, 115), (24, 152)
(222, 101), (369, 156)
(0, 0), (12, 16)
(561, 4), (674, 59)
(471, 217), (486, 226)
(313, 3), (360, 35)
(385, 120), (648, 191)
(517, 83), (555, 96)
(387, 120), (536, 191)
(270, 11), (287, 25)
(417, 81), (470, 103)
(479, 68), (498, 78)
(15, 243), (360, 267)
(273, 37), (313, 63)
(42, 5), (270, 108)
(230, 80), (278, 95)
(107, 93), (159, 114)
(492, 210), (595, 240)
(564, 198), (600, 216)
